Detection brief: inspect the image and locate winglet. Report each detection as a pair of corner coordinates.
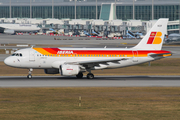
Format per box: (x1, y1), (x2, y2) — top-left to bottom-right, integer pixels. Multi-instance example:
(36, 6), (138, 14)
(133, 18), (169, 50)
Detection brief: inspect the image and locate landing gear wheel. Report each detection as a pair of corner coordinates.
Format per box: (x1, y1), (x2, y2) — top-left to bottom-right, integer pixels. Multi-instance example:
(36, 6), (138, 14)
(27, 68), (33, 79)
(76, 72), (83, 78)
(27, 74), (32, 79)
(87, 73), (94, 79)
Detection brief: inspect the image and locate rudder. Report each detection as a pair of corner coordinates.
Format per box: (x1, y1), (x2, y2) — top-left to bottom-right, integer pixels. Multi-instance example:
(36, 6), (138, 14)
(133, 18), (168, 50)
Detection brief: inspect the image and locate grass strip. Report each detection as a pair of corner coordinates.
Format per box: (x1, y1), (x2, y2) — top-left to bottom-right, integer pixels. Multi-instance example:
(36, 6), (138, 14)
(0, 87), (180, 120)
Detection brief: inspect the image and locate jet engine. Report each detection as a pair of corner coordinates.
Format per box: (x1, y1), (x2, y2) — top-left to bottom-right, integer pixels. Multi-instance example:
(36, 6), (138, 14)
(4, 29), (15, 34)
(44, 68), (59, 74)
(59, 64), (80, 76)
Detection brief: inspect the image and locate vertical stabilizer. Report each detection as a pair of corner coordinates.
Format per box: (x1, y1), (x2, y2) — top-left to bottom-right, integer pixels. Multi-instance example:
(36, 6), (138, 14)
(133, 18), (168, 50)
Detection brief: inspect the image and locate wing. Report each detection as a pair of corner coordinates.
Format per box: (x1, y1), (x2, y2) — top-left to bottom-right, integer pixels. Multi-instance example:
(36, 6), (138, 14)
(66, 58), (128, 69)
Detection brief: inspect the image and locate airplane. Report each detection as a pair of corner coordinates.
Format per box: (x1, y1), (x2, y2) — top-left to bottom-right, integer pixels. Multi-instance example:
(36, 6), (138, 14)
(0, 23), (41, 34)
(164, 33), (180, 44)
(4, 18), (172, 79)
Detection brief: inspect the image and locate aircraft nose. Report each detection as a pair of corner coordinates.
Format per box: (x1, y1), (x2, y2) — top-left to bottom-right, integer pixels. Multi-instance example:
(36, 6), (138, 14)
(4, 57), (13, 66)
(4, 57), (12, 66)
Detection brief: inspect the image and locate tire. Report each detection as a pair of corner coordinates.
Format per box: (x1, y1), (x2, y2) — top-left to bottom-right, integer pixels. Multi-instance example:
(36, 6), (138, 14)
(76, 72), (83, 78)
(27, 74), (32, 79)
(87, 73), (94, 79)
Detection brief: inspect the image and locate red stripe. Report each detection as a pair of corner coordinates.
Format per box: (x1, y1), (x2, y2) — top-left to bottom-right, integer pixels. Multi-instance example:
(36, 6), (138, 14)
(147, 32), (157, 44)
(67, 69), (73, 70)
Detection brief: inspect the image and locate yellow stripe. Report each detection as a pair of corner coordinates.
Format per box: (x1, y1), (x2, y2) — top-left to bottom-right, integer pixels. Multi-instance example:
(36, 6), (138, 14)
(33, 48), (50, 55)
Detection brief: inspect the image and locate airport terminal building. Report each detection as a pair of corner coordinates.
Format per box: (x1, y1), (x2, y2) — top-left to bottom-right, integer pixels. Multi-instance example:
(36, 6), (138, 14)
(0, 0), (179, 21)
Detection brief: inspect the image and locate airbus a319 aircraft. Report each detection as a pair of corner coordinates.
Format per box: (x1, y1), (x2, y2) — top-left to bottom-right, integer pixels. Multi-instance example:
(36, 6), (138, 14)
(4, 18), (172, 79)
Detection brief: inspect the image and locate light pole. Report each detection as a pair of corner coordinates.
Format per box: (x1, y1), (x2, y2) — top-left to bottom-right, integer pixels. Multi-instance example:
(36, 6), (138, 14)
(115, 0), (116, 20)
(75, 0), (76, 19)
(9, 0), (11, 18)
(52, 0), (54, 18)
(30, 0), (32, 18)
(96, 0), (97, 19)
(133, 0), (134, 20)
(152, 0), (154, 20)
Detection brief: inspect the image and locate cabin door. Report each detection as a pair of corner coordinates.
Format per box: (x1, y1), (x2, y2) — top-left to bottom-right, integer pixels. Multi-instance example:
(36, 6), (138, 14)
(29, 50), (35, 61)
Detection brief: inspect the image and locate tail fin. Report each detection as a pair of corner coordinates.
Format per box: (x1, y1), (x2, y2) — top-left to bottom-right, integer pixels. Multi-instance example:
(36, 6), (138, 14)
(133, 18), (168, 50)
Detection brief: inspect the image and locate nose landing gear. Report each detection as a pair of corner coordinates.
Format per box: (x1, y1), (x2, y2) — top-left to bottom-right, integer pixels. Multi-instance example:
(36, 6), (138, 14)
(27, 68), (33, 79)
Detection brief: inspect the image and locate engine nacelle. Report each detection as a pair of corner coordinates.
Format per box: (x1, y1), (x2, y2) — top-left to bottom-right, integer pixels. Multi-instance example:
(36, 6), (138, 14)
(44, 68), (59, 74)
(4, 29), (15, 34)
(60, 65), (80, 76)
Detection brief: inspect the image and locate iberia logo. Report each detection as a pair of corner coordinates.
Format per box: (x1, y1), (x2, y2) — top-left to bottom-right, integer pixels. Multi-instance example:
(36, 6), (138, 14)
(147, 32), (162, 44)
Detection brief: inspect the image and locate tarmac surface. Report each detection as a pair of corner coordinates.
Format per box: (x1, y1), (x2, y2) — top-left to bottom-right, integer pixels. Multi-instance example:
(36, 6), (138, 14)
(0, 76), (180, 87)
(0, 34), (139, 46)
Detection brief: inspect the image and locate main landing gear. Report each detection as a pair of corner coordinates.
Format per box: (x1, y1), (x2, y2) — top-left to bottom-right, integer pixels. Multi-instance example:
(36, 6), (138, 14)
(76, 72), (95, 79)
(76, 72), (83, 79)
(27, 68), (33, 79)
(87, 73), (94, 79)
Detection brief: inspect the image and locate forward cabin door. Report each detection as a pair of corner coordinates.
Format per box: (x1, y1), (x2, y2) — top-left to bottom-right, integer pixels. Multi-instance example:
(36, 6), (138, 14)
(29, 50), (35, 61)
(132, 50), (138, 62)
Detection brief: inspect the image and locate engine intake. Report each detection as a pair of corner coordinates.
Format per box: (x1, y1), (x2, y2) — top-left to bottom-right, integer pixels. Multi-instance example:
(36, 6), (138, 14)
(60, 64), (80, 76)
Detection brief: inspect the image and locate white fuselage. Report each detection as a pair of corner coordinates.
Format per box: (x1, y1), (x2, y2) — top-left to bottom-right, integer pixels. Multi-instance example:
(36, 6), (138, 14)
(4, 48), (159, 70)
(0, 24), (41, 32)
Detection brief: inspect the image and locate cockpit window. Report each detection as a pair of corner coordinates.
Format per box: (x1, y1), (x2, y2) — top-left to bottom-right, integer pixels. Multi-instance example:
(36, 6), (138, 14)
(11, 53), (23, 57)
(12, 53), (16, 56)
